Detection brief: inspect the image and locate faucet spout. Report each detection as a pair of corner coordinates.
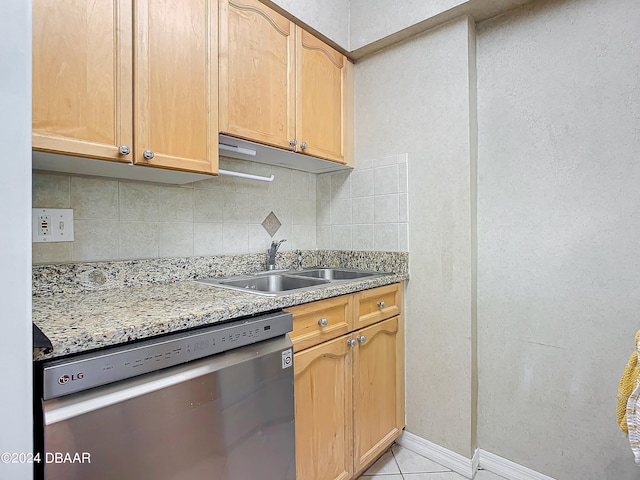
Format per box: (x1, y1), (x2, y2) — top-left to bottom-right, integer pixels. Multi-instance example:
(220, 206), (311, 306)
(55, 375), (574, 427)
(266, 239), (286, 270)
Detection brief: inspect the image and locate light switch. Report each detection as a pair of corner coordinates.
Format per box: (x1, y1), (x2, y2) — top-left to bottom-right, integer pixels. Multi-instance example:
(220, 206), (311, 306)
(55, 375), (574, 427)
(32, 208), (74, 243)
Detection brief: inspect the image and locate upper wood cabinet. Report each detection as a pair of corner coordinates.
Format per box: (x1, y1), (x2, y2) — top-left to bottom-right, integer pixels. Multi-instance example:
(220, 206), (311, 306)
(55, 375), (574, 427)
(219, 0), (353, 165)
(33, 0), (218, 175)
(135, 0), (218, 174)
(32, 0), (133, 163)
(218, 0), (295, 150)
(296, 27), (351, 164)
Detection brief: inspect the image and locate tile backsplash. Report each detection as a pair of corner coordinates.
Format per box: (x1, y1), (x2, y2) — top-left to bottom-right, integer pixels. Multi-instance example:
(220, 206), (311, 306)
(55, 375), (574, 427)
(33, 154), (410, 264)
(32, 158), (317, 264)
(316, 154), (409, 251)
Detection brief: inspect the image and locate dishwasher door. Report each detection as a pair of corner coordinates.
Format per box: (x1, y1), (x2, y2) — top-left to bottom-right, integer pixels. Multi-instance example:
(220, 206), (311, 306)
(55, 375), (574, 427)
(40, 335), (295, 480)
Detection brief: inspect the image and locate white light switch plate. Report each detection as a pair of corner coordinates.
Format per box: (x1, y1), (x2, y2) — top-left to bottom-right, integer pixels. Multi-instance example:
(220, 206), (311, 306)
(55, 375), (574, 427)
(32, 208), (74, 243)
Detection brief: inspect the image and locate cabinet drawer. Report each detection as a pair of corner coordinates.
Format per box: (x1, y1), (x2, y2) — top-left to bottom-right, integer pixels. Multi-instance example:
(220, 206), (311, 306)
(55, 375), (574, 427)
(353, 283), (403, 330)
(287, 296), (353, 352)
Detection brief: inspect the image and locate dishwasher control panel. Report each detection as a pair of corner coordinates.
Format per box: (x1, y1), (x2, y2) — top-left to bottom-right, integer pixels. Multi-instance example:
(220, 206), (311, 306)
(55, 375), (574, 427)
(41, 310), (293, 400)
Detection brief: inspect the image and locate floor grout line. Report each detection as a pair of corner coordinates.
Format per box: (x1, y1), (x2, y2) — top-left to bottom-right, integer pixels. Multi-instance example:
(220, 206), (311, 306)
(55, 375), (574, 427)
(361, 443), (476, 478)
(390, 443), (406, 478)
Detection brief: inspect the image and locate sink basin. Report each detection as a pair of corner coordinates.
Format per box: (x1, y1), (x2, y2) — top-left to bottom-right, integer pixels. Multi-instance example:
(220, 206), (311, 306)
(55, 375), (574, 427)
(221, 275), (328, 292)
(195, 268), (387, 296)
(196, 274), (329, 296)
(292, 268), (382, 281)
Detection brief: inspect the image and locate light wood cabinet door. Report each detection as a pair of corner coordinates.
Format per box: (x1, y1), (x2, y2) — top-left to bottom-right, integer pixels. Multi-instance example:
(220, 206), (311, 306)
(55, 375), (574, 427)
(219, 0), (295, 150)
(32, 0), (133, 162)
(135, 0), (218, 174)
(294, 335), (353, 480)
(352, 316), (405, 476)
(296, 27), (352, 164)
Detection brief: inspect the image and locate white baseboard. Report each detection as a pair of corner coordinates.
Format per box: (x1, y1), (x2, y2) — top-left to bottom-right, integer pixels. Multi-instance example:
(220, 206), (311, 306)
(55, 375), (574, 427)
(396, 430), (477, 478)
(478, 449), (556, 480)
(472, 447), (480, 474)
(395, 432), (556, 480)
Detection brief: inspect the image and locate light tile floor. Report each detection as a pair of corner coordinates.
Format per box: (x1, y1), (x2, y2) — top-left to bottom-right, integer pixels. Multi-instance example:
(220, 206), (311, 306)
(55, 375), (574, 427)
(357, 444), (508, 480)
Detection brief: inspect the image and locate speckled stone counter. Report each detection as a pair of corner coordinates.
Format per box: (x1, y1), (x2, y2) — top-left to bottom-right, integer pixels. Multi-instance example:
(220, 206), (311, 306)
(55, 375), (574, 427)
(33, 251), (408, 361)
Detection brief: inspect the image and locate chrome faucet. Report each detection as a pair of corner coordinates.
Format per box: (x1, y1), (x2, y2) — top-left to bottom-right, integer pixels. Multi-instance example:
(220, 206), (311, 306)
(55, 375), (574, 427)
(266, 239), (286, 270)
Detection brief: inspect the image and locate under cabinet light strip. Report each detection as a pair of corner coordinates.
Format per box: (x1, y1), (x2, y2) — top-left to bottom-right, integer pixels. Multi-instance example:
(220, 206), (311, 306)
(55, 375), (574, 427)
(218, 169), (274, 182)
(219, 143), (257, 156)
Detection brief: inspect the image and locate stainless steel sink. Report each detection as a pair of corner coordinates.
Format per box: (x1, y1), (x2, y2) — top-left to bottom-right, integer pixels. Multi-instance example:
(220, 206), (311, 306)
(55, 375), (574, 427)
(221, 274), (329, 292)
(195, 273), (329, 296)
(195, 268), (387, 296)
(292, 268), (381, 281)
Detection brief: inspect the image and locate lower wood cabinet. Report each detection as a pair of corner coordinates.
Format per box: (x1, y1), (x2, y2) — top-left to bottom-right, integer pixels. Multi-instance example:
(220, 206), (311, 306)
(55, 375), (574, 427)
(352, 316), (404, 474)
(288, 283), (405, 480)
(294, 334), (353, 480)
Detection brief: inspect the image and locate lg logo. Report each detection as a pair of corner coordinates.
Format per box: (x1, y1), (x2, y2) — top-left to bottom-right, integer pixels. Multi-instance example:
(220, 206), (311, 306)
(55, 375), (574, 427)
(58, 372), (84, 385)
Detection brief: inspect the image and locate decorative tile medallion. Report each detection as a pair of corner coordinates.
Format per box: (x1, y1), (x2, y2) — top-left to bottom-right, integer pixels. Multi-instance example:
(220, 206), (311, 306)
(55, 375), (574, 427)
(261, 211), (282, 237)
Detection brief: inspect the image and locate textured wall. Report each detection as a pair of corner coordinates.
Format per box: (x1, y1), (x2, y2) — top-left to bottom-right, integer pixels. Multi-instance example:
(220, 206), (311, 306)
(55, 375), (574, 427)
(350, 0), (463, 50)
(33, 158), (316, 263)
(349, 0), (530, 53)
(316, 154), (409, 252)
(355, 17), (477, 458)
(268, 0), (350, 49)
(477, 0), (640, 478)
(0, 0), (33, 478)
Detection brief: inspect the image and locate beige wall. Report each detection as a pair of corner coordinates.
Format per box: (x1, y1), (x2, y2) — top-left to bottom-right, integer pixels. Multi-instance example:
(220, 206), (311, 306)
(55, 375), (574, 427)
(33, 158), (316, 263)
(349, 0), (530, 54)
(350, 0), (464, 50)
(268, 0), (349, 49)
(354, 1), (640, 477)
(355, 17), (478, 458)
(477, 0), (640, 478)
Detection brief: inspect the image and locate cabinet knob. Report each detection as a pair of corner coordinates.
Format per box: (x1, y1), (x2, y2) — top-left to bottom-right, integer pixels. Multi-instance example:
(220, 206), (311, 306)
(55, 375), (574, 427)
(377, 301), (386, 309)
(289, 138), (297, 148)
(347, 339), (356, 348)
(118, 145), (131, 156)
(357, 335), (366, 344)
(142, 149), (155, 160)
(318, 318), (328, 327)
(300, 142), (308, 150)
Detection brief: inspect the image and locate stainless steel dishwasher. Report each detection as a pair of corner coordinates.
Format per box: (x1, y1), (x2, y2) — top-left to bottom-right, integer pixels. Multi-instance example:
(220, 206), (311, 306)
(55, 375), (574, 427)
(34, 310), (295, 480)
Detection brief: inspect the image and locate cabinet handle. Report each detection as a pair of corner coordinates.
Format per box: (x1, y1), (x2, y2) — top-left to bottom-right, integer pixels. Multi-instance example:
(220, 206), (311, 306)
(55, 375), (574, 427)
(377, 301), (386, 308)
(347, 339), (356, 347)
(289, 138), (297, 148)
(318, 318), (328, 327)
(142, 149), (155, 160)
(357, 335), (366, 344)
(118, 145), (131, 156)
(300, 142), (308, 150)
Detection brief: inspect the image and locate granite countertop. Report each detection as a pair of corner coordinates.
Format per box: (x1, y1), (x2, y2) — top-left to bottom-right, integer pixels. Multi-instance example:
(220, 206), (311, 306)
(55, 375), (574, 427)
(33, 272), (407, 361)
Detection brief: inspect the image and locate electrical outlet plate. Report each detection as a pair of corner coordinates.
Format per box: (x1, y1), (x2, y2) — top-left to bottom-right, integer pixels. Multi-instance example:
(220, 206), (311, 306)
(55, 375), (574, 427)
(32, 208), (74, 243)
